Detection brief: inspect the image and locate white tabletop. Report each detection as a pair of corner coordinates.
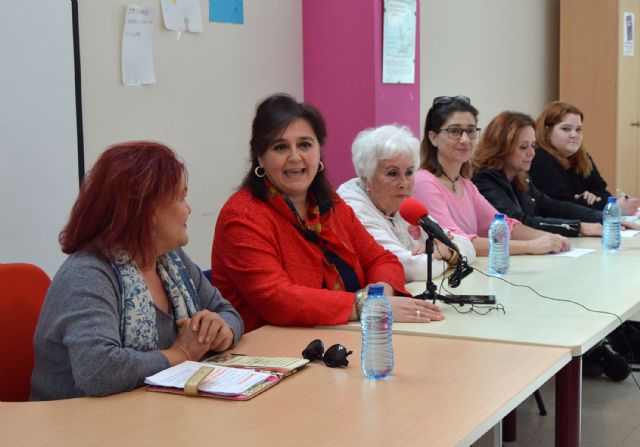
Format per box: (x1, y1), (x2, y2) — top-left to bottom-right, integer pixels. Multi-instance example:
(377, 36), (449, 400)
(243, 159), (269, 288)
(337, 236), (640, 355)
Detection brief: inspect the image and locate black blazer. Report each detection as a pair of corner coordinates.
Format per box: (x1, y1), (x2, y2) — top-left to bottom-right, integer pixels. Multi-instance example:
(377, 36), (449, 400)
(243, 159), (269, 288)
(529, 149), (611, 210)
(473, 168), (602, 237)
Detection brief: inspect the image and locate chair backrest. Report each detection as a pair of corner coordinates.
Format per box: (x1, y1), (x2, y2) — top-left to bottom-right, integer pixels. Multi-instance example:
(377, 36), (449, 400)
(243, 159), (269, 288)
(0, 263), (51, 401)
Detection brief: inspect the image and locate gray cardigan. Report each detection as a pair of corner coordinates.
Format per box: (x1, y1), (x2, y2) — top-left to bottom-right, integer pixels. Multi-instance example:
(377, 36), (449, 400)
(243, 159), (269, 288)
(30, 249), (243, 401)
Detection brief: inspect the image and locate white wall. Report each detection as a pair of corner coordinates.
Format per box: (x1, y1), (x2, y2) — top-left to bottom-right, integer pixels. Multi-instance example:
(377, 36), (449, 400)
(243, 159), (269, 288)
(0, 2), (78, 277)
(1, 1), (559, 275)
(78, 0), (303, 269)
(420, 0), (559, 132)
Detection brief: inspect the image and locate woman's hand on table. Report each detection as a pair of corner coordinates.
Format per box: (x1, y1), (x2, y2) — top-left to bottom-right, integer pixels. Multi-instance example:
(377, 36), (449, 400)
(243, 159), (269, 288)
(165, 312), (233, 365)
(389, 296), (444, 323)
(190, 310), (234, 352)
(619, 197), (640, 216)
(528, 233), (570, 254)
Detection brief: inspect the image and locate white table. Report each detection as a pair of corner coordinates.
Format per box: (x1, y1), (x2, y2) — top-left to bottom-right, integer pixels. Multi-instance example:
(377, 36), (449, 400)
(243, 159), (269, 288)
(333, 236), (640, 446)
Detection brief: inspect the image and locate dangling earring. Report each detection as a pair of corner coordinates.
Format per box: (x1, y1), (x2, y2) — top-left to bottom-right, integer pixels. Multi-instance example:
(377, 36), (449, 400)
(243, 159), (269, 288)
(254, 166), (266, 178)
(318, 161), (324, 172)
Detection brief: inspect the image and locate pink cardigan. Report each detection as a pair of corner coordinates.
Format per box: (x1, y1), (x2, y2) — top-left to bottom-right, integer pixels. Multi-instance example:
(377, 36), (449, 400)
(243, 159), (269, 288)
(413, 169), (520, 239)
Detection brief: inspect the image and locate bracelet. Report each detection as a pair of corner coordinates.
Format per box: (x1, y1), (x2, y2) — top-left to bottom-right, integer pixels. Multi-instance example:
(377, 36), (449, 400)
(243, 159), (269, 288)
(446, 247), (460, 268)
(354, 288), (368, 319)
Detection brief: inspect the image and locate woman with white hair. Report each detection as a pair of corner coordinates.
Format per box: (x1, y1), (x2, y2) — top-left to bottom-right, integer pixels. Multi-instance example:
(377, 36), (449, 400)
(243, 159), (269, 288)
(337, 124), (476, 282)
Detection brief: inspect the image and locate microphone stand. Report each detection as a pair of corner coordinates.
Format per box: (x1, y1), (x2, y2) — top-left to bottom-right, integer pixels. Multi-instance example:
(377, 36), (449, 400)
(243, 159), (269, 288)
(413, 234), (450, 304)
(413, 235), (494, 306)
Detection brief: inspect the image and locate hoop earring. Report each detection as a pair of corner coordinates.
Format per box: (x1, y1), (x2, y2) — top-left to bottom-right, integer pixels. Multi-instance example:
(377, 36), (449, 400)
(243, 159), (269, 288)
(318, 161), (324, 172)
(254, 166), (266, 178)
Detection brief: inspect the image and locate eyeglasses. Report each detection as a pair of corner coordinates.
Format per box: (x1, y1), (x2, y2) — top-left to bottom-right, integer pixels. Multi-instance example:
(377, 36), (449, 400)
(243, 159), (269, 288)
(302, 339), (353, 368)
(432, 95), (471, 107)
(438, 126), (481, 140)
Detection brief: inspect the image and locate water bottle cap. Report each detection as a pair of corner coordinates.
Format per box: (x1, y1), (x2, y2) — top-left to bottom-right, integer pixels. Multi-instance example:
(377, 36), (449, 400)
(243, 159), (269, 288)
(367, 285), (384, 295)
(494, 213), (505, 220)
(607, 197), (617, 204)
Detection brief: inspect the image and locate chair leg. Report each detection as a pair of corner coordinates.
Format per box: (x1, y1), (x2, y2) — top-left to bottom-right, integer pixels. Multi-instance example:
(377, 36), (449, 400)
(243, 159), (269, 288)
(502, 409), (517, 442)
(534, 389), (547, 416)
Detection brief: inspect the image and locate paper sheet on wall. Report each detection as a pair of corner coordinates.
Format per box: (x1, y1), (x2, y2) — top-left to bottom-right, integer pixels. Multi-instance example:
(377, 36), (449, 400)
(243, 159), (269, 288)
(160, 0), (203, 33)
(624, 12), (635, 56)
(382, 0), (416, 84)
(122, 5), (156, 86)
(209, 0), (244, 24)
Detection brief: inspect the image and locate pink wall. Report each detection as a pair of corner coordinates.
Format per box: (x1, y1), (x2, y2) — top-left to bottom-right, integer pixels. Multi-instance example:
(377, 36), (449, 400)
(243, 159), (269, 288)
(303, 0), (420, 187)
(373, 1), (421, 139)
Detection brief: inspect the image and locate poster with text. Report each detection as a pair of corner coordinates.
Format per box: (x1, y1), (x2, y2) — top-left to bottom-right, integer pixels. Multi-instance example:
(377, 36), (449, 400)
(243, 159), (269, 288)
(382, 0), (416, 84)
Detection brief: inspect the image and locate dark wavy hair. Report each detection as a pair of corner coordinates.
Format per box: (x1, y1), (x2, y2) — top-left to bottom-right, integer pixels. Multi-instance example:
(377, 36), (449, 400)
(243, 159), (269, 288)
(420, 97), (479, 178)
(240, 93), (335, 210)
(60, 141), (186, 267)
(474, 111), (535, 192)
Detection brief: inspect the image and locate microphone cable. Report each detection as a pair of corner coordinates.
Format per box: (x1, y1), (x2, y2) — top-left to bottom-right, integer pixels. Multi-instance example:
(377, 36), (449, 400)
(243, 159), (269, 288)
(432, 245), (505, 315)
(446, 264), (640, 391)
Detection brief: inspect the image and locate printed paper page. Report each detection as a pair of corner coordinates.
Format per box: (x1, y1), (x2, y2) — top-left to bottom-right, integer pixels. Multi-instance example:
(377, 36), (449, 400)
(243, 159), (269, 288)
(122, 5), (156, 85)
(207, 355), (309, 370)
(550, 248), (594, 258)
(145, 361), (270, 395)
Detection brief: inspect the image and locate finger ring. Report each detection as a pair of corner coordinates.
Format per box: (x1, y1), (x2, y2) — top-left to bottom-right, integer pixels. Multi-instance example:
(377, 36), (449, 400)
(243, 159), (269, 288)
(416, 310), (421, 317)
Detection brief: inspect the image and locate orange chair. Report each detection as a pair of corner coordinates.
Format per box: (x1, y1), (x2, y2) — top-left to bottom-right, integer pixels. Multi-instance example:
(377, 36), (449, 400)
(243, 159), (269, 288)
(0, 263), (51, 401)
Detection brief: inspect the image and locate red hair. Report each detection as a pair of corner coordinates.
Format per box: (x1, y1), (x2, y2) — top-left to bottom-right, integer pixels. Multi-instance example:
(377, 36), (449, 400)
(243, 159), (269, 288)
(474, 111), (535, 192)
(60, 141), (186, 267)
(535, 101), (593, 177)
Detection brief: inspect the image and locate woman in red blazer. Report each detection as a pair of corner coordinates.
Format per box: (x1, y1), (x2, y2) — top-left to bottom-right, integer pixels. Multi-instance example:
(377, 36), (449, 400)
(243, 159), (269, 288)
(212, 94), (443, 332)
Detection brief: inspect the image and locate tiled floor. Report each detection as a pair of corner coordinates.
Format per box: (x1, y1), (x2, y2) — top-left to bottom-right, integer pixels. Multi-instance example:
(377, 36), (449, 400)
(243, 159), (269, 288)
(507, 371), (640, 446)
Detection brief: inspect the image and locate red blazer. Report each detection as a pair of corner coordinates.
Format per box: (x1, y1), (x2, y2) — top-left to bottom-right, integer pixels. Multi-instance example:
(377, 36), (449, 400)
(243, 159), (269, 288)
(212, 188), (409, 332)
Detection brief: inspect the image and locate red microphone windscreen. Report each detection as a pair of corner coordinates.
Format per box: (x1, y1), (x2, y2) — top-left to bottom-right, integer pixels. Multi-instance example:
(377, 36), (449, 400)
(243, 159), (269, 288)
(399, 198), (429, 226)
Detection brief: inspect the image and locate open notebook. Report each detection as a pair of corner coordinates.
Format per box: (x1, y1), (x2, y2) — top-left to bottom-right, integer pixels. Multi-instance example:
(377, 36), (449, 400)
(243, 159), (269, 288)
(145, 355), (309, 400)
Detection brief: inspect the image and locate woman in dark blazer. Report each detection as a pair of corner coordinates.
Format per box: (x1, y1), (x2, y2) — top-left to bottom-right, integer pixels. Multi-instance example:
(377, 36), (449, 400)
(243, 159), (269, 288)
(472, 111), (602, 237)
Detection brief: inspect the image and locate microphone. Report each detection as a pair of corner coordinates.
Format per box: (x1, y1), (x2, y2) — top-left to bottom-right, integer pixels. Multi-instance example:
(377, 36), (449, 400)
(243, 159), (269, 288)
(399, 198), (459, 254)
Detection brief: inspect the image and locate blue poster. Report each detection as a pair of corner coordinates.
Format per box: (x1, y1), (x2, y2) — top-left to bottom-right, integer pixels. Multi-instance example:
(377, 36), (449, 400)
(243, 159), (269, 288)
(209, 0), (244, 24)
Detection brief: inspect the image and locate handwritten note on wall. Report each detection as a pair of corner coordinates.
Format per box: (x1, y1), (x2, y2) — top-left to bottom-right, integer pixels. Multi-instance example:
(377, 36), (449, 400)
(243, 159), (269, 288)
(122, 5), (156, 86)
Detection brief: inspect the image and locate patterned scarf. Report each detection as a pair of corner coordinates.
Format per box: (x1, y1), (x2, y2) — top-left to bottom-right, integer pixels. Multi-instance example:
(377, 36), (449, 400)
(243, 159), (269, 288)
(264, 180), (364, 291)
(111, 250), (201, 351)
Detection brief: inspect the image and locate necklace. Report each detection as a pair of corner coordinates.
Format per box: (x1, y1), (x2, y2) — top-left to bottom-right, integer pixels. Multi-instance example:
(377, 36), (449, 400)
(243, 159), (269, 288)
(441, 171), (461, 192)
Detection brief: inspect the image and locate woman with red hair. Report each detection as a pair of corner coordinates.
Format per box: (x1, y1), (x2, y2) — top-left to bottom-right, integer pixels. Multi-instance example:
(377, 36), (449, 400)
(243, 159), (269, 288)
(30, 141), (243, 401)
(530, 101), (640, 214)
(473, 111), (603, 237)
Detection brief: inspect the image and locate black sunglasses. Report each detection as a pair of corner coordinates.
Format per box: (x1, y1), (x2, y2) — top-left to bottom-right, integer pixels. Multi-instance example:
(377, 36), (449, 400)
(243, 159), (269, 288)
(432, 95), (471, 106)
(302, 339), (353, 368)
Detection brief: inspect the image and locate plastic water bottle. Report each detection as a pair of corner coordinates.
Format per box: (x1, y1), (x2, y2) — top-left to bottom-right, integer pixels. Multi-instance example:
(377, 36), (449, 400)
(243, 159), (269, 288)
(361, 285), (394, 379)
(602, 197), (621, 251)
(488, 214), (510, 274)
